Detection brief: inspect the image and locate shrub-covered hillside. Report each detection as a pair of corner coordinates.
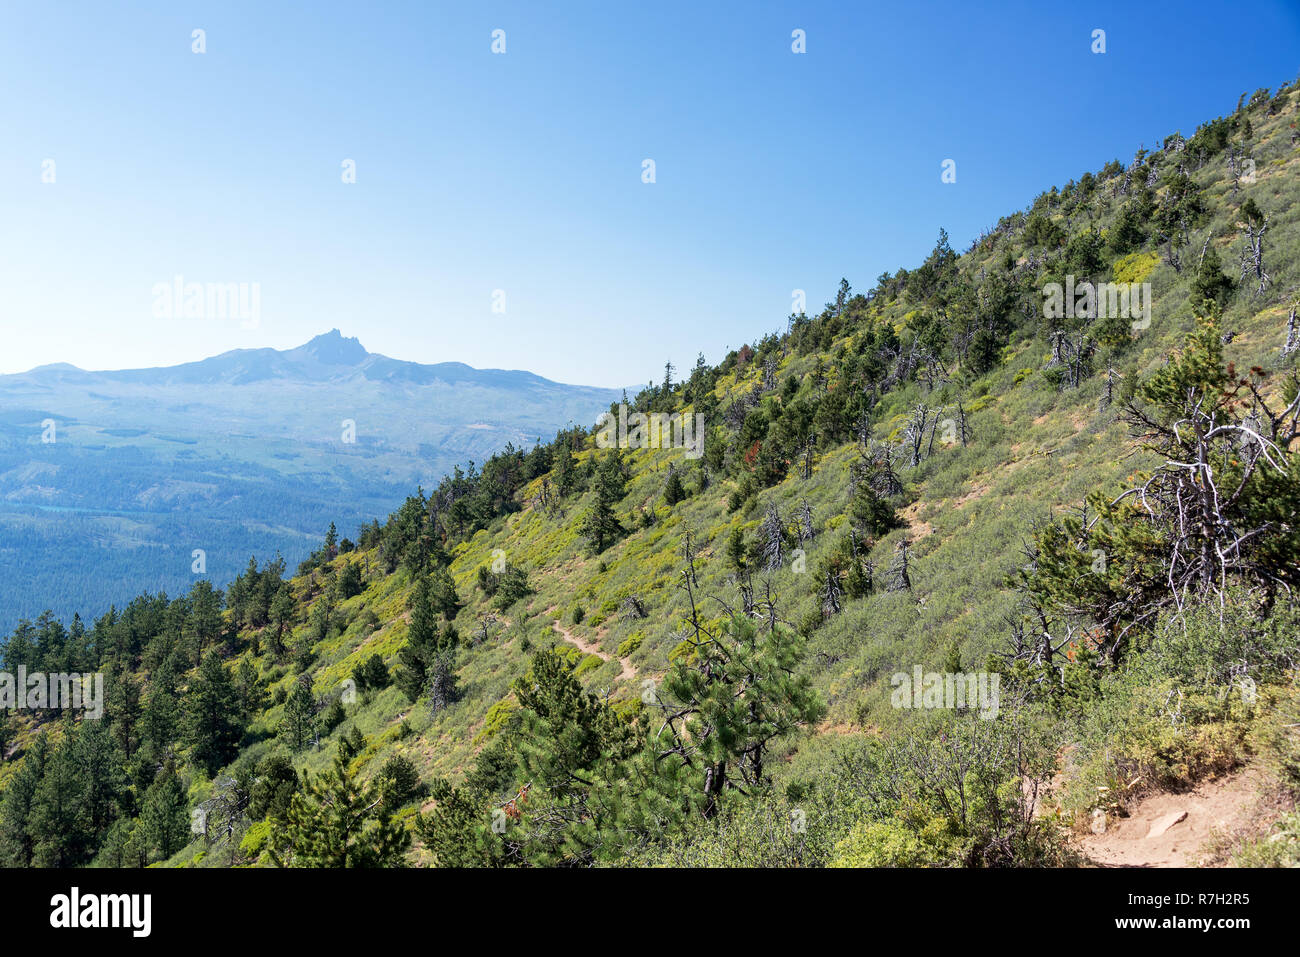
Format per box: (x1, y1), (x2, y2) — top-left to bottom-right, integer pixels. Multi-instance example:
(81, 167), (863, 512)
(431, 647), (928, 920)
(4, 80), (1300, 868)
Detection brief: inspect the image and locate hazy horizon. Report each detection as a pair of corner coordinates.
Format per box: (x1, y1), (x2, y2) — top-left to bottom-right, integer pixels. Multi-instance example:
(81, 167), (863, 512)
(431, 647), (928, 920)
(1, 327), (630, 388)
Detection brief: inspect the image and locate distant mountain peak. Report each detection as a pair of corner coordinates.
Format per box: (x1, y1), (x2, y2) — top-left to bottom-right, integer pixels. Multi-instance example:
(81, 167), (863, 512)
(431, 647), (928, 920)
(295, 329), (368, 365)
(28, 362), (83, 373)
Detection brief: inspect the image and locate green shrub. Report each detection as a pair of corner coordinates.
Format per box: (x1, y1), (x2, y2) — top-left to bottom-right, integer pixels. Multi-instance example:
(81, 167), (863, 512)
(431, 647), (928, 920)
(830, 818), (954, 867)
(1233, 812), (1300, 867)
(376, 755), (424, 807)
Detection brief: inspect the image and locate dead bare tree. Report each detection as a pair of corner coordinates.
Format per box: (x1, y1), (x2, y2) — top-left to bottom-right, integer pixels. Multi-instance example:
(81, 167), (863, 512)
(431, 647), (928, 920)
(759, 502), (786, 571)
(887, 538), (913, 592)
(1281, 302), (1299, 359)
(1102, 350), (1300, 649)
(855, 404), (873, 447)
(800, 433), (816, 480)
(1044, 327), (1095, 390)
(474, 612), (499, 646)
(903, 403), (933, 467)
(755, 573), (785, 633)
(869, 442), (904, 497)
(1099, 367), (1122, 412)
(925, 404), (948, 458)
(946, 398), (972, 448)
(1239, 207), (1271, 294)
(820, 564), (842, 616)
(194, 774), (252, 863)
(1227, 144), (1244, 196)
(796, 498), (815, 544)
(724, 387), (758, 430)
(676, 530), (709, 647)
(620, 595), (647, 620)
(919, 350), (950, 392)
(736, 568), (755, 617)
(882, 340), (924, 391)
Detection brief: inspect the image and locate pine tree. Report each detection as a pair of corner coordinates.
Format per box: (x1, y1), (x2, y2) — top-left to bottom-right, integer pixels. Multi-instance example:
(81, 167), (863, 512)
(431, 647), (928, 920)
(1191, 245), (1234, 308)
(491, 565), (533, 610)
(31, 729), (91, 866)
(661, 360), (675, 401)
(185, 650), (244, 775)
(270, 754), (410, 867)
(186, 579), (223, 666)
(140, 655), (181, 763)
(230, 556), (261, 627)
(396, 577), (459, 710)
(308, 597), (332, 643)
(850, 475), (899, 539)
(268, 586), (296, 658)
(654, 616), (824, 819)
(234, 656), (267, 720)
(416, 778), (508, 867)
(499, 649), (638, 864)
(337, 560), (365, 599)
(282, 678), (317, 751)
(138, 761), (190, 862)
(579, 450), (626, 554)
(663, 466), (687, 506)
(249, 753), (300, 822)
(843, 534), (874, 599)
(726, 526), (747, 571)
(553, 440), (580, 496)
(23, 719), (125, 867)
(396, 577), (438, 700)
(352, 654), (390, 697)
(0, 732), (49, 866)
(106, 664), (142, 761)
(375, 755), (422, 807)
(429, 627), (459, 712)
(427, 564), (461, 619)
(70, 717), (126, 853)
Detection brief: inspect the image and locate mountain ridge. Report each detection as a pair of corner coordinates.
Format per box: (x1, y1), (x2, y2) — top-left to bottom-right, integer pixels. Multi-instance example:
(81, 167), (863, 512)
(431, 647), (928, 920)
(4, 328), (597, 391)
(0, 330), (625, 632)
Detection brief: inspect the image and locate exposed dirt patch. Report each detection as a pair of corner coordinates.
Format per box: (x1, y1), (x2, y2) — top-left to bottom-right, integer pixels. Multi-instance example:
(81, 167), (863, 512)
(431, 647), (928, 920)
(1078, 766), (1269, 867)
(899, 502), (933, 539)
(952, 482), (991, 509)
(816, 719), (865, 736)
(551, 620), (636, 683)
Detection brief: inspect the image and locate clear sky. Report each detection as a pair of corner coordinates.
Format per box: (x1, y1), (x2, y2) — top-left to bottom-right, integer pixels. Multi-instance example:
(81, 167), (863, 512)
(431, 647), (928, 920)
(2, 1), (1297, 387)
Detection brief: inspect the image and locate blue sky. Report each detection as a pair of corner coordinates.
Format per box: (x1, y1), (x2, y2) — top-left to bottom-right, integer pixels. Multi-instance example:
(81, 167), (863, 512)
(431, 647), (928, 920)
(1, 0), (1297, 387)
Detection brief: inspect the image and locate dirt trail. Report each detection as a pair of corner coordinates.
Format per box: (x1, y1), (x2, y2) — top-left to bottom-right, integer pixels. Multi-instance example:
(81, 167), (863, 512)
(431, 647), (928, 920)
(1078, 767), (1265, 867)
(551, 620), (636, 683)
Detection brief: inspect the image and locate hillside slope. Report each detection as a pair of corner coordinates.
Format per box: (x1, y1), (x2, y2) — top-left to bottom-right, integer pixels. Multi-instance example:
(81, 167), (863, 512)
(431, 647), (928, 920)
(3, 81), (1300, 869)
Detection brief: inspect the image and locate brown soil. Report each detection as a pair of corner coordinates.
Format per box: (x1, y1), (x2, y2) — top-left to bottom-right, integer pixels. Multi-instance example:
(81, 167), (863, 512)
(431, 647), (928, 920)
(1078, 767), (1267, 867)
(552, 620), (636, 683)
